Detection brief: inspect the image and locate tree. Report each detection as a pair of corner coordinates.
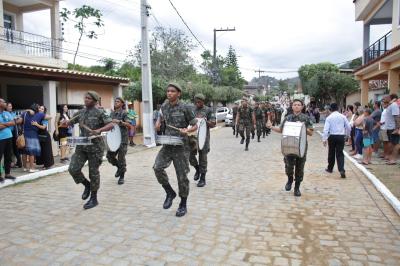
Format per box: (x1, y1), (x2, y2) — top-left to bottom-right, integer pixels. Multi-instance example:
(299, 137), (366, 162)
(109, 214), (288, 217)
(60, 5), (104, 68)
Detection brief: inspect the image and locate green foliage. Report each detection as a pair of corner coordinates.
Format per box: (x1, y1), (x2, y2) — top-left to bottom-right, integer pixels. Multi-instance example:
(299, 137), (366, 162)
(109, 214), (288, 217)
(60, 5), (104, 66)
(349, 57), (362, 69)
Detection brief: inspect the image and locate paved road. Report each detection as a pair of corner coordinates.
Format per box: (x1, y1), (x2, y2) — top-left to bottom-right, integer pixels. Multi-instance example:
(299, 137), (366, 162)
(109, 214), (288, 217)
(1, 127), (399, 265)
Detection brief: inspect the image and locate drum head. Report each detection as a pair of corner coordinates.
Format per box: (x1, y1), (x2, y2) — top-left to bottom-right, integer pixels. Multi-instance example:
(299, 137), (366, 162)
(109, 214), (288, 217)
(107, 124), (122, 152)
(299, 123), (307, 157)
(197, 119), (207, 150)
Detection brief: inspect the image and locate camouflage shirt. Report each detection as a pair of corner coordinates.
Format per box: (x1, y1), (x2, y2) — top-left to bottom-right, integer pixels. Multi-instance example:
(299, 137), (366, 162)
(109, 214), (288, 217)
(110, 109), (130, 144)
(69, 107), (112, 150)
(238, 106), (253, 126)
(232, 106), (238, 120)
(160, 100), (197, 137)
(254, 107), (264, 121)
(193, 105), (216, 150)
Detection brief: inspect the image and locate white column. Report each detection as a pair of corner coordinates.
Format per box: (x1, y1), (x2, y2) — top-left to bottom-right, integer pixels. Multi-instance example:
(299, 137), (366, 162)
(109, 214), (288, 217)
(363, 24), (370, 64)
(0, 0), (4, 28)
(16, 12), (23, 31)
(43, 81), (58, 155)
(113, 84), (122, 98)
(50, 0), (61, 59)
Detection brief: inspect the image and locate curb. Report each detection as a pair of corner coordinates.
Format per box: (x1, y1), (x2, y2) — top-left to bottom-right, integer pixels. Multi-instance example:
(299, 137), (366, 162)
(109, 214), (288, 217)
(317, 130), (400, 216)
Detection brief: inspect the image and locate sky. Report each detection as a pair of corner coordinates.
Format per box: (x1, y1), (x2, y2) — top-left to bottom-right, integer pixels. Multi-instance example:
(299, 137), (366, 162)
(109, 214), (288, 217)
(23, 0), (392, 81)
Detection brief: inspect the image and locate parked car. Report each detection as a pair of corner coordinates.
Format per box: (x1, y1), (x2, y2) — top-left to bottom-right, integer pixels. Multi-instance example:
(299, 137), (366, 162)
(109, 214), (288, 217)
(216, 107), (230, 122)
(225, 112), (233, 126)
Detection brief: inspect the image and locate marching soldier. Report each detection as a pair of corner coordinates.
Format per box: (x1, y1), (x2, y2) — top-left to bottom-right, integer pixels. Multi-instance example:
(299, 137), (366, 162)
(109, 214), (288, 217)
(154, 83), (198, 217)
(254, 102), (264, 142)
(268, 99), (314, 197)
(236, 97), (256, 151)
(232, 103), (239, 137)
(106, 97), (131, 185)
(66, 91), (114, 209)
(189, 94), (216, 187)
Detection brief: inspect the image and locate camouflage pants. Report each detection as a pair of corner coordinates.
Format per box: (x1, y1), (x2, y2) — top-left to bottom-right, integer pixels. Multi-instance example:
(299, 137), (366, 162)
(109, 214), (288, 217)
(189, 148), (209, 174)
(239, 124), (251, 144)
(153, 145), (190, 197)
(106, 144), (128, 173)
(284, 155), (307, 182)
(69, 146), (104, 192)
(256, 120), (263, 137)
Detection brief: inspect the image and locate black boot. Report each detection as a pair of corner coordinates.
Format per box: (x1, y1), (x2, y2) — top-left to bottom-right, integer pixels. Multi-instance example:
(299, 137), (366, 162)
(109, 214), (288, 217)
(233, 129), (235, 135)
(115, 167), (121, 178)
(263, 131), (265, 138)
(197, 173), (206, 187)
(294, 181), (301, 197)
(162, 184), (177, 209)
(245, 141), (249, 151)
(285, 176), (293, 191)
(257, 136), (261, 142)
(176, 197), (187, 217)
(193, 165), (200, 181)
(252, 134), (255, 139)
(81, 179), (91, 200)
(240, 137), (244, 144)
(83, 191), (98, 209)
(118, 172), (125, 185)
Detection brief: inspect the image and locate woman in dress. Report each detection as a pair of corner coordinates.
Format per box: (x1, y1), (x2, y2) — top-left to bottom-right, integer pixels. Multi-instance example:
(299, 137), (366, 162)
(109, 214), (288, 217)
(35, 105), (54, 169)
(55, 105), (71, 163)
(127, 103), (138, 146)
(6, 102), (22, 168)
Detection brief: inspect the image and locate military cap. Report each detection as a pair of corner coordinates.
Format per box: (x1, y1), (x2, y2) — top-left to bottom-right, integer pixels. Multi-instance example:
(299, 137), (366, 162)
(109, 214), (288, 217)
(167, 82), (182, 92)
(86, 91), (100, 102)
(115, 96), (125, 104)
(194, 93), (206, 101)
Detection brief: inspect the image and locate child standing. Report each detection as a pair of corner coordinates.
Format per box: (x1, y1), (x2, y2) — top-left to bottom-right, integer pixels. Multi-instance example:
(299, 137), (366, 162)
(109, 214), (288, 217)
(362, 108), (374, 165)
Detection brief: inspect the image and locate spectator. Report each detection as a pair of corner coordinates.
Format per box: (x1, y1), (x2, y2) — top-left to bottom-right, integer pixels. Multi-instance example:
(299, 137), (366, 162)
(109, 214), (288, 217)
(385, 94), (399, 165)
(322, 103), (351, 178)
(127, 103), (138, 146)
(6, 102), (22, 168)
(361, 108), (374, 165)
(345, 105), (354, 146)
(0, 98), (16, 182)
(371, 101), (382, 154)
(379, 100), (390, 159)
(55, 105), (70, 163)
(35, 106), (54, 169)
(18, 104), (46, 173)
(351, 102), (363, 159)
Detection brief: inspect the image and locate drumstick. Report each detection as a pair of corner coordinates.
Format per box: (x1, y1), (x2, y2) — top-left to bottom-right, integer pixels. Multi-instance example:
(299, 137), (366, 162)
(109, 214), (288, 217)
(166, 124), (196, 136)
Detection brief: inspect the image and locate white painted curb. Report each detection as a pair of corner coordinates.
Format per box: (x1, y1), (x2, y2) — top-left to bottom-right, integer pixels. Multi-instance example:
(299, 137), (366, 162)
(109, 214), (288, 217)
(317, 130), (400, 215)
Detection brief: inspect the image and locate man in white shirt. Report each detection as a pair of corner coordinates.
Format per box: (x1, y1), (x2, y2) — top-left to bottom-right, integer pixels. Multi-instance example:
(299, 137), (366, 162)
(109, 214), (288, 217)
(385, 94), (399, 164)
(322, 103), (351, 178)
(379, 101), (389, 159)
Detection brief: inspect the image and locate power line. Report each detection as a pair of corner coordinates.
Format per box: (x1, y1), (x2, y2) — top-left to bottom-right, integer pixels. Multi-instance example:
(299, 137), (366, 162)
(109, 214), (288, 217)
(167, 0), (207, 51)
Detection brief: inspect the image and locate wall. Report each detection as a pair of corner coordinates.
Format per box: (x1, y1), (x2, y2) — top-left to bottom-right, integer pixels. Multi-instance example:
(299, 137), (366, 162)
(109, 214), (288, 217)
(346, 88), (387, 106)
(392, 0), (400, 46)
(61, 82), (114, 109)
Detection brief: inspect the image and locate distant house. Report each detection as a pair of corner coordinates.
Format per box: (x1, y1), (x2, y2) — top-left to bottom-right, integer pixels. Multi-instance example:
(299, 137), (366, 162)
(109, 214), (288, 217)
(353, 0), (400, 105)
(243, 85), (265, 97)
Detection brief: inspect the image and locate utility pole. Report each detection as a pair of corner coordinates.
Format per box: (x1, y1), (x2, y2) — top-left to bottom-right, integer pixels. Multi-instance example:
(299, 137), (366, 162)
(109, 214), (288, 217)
(213, 27), (235, 85)
(254, 69), (266, 79)
(140, 0), (155, 147)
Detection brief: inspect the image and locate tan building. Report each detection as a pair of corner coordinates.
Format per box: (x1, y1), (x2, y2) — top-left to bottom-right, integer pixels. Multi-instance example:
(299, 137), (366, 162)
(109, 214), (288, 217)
(354, 0), (400, 105)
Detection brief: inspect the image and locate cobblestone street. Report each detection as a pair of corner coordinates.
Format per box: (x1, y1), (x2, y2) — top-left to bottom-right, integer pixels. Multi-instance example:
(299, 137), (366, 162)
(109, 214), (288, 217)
(0, 127), (399, 265)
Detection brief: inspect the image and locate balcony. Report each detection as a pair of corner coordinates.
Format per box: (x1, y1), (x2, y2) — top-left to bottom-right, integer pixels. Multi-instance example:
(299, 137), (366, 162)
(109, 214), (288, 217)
(0, 26), (67, 68)
(363, 30), (392, 64)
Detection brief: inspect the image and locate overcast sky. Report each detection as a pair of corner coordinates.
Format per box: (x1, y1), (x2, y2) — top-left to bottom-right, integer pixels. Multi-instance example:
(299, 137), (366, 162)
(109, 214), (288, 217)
(23, 0), (391, 80)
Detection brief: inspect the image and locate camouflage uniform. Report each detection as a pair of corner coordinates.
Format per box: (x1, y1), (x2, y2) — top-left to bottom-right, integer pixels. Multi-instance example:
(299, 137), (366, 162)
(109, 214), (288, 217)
(106, 109), (130, 174)
(264, 107), (272, 136)
(68, 107), (112, 192)
(279, 113), (313, 183)
(153, 100), (197, 197)
(189, 106), (216, 174)
(238, 106), (253, 145)
(232, 105), (238, 135)
(254, 106), (264, 138)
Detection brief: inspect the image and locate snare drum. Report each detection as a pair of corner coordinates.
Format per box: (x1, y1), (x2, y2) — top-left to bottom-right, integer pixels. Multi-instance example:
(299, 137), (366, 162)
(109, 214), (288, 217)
(197, 118), (207, 150)
(104, 124), (122, 152)
(67, 137), (93, 147)
(281, 122), (307, 158)
(156, 135), (184, 146)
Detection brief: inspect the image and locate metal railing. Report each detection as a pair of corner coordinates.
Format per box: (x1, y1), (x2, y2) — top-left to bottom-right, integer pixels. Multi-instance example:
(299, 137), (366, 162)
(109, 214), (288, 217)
(0, 26), (61, 59)
(364, 30), (392, 64)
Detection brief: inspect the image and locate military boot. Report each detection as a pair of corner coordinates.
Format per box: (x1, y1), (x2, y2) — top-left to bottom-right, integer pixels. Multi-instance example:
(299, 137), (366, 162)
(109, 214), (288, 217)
(240, 137), (245, 144)
(115, 167), (121, 178)
(193, 165), (200, 181)
(162, 183), (177, 209)
(118, 172), (125, 185)
(245, 141), (249, 151)
(197, 173), (206, 187)
(81, 179), (91, 200)
(251, 133), (255, 139)
(176, 197), (187, 217)
(257, 136), (261, 142)
(263, 132), (266, 138)
(285, 176), (293, 191)
(83, 191), (98, 209)
(294, 181), (301, 197)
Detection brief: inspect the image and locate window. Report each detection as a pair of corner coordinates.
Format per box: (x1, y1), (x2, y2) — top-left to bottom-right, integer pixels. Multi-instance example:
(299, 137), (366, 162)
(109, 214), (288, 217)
(3, 14), (14, 29)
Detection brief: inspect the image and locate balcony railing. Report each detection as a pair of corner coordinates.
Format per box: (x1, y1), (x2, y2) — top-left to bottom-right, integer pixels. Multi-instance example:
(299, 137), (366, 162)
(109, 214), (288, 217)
(364, 30), (392, 64)
(0, 27), (61, 59)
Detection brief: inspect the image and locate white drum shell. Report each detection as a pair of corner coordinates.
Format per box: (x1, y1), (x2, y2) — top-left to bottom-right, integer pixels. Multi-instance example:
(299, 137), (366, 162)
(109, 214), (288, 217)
(106, 124), (122, 152)
(197, 118), (207, 150)
(281, 122), (307, 158)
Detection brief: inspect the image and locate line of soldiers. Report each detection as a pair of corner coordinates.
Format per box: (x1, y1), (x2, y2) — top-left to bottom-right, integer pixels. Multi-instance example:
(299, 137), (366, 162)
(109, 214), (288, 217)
(232, 98), (284, 150)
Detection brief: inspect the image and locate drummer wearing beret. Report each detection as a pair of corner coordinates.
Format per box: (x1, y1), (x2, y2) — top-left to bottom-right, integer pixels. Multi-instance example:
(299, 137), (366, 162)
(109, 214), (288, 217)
(106, 97), (131, 185)
(189, 93), (216, 187)
(64, 91), (114, 209)
(268, 99), (313, 197)
(154, 83), (198, 217)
